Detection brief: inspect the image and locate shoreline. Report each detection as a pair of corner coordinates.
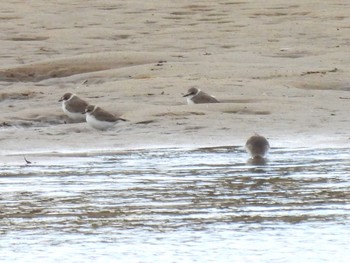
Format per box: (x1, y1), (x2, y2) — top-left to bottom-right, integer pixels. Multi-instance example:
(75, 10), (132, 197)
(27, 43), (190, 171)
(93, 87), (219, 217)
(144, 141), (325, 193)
(1, 131), (348, 157)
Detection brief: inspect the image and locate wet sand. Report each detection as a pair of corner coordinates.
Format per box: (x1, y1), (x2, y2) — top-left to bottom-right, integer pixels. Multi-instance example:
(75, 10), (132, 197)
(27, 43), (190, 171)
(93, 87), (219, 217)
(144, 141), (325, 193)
(0, 1), (349, 156)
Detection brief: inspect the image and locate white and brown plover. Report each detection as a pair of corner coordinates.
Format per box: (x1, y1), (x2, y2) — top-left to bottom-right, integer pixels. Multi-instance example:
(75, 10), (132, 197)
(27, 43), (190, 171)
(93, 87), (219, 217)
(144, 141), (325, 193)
(84, 105), (126, 130)
(183, 87), (219, 104)
(59, 93), (89, 122)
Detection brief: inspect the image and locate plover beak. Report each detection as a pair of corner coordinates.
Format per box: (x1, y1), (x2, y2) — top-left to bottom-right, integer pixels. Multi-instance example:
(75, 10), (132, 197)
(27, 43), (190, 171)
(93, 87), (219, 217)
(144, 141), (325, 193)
(58, 98), (63, 102)
(183, 93), (191, 97)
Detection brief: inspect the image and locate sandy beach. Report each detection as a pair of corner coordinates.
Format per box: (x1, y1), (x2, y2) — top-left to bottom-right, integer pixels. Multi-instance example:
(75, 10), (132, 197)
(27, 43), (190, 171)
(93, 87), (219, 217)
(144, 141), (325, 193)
(0, 0), (349, 157)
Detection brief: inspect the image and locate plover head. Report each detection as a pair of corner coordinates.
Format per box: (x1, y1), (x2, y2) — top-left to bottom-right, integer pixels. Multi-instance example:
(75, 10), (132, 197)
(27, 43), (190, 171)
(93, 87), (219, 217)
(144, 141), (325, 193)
(84, 104), (96, 114)
(183, 87), (200, 98)
(59, 92), (74, 102)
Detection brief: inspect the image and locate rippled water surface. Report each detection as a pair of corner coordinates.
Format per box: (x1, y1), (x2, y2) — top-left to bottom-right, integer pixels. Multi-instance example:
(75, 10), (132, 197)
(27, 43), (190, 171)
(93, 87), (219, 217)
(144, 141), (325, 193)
(1, 147), (350, 262)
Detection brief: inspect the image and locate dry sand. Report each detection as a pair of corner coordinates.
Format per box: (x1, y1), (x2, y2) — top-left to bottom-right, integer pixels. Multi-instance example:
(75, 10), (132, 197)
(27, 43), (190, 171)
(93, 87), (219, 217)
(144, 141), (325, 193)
(0, 1), (349, 158)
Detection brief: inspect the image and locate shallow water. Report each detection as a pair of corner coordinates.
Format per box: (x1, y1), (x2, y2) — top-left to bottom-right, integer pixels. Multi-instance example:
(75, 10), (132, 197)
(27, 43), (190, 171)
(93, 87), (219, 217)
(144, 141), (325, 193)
(1, 146), (350, 263)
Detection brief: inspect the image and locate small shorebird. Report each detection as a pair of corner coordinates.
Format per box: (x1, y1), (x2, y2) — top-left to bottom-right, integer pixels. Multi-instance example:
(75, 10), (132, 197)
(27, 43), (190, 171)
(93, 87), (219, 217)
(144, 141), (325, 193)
(245, 134), (270, 159)
(183, 87), (219, 104)
(84, 105), (126, 130)
(59, 93), (89, 122)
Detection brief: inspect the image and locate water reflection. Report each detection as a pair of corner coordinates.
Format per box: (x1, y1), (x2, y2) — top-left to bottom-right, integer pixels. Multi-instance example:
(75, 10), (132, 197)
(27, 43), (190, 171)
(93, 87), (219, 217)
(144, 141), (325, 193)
(0, 146), (349, 262)
(247, 156), (268, 165)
